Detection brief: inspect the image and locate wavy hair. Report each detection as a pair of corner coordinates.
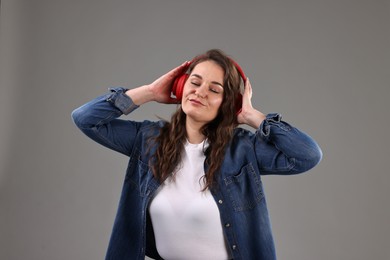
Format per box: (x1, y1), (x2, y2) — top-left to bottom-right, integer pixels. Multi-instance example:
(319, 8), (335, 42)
(151, 49), (242, 190)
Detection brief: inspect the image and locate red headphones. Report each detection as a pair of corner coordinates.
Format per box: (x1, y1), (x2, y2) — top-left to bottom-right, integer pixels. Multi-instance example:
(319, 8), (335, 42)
(171, 58), (247, 114)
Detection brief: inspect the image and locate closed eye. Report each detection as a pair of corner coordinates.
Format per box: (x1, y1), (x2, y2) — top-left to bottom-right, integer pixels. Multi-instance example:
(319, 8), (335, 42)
(209, 88), (220, 94)
(191, 81), (201, 86)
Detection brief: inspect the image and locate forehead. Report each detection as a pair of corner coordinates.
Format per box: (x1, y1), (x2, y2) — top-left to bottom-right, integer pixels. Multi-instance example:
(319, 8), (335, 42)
(190, 60), (224, 81)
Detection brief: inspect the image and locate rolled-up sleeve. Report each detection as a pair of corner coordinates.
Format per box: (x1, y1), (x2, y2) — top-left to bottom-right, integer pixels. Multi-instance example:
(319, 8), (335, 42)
(105, 87), (139, 115)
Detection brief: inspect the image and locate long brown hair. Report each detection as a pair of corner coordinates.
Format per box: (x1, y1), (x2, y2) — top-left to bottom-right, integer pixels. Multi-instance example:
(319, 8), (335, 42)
(151, 49), (242, 190)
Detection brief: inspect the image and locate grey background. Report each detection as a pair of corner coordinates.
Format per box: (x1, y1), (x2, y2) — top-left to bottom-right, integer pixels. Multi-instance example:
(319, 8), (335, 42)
(1, 0), (389, 259)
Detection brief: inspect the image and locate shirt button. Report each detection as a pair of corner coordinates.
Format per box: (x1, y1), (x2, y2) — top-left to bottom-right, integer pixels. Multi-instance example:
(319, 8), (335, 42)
(218, 199), (223, 204)
(232, 245), (237, 250)
(225, 223), (231, 227)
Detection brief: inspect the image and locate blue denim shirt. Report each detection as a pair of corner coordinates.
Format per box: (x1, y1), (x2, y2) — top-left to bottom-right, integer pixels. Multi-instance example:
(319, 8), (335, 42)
(71, 87), (322, 260)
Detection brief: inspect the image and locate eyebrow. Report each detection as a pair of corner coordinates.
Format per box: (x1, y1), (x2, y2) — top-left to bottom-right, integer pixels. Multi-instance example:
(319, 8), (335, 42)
(191, 74), (224, 88)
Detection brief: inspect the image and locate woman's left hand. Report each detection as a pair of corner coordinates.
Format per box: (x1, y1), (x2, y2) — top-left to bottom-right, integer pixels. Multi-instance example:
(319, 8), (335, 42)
(237, 78), (266, 128)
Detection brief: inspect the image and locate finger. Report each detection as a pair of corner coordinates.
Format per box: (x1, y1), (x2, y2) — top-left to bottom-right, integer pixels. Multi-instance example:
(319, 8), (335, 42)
(245, 78), (253, 98)
(168, 61), (190, 78)
(178, 60), (190, 74)
(242, 78), (253, 108)
(243, 78), (250, 99)
(153, 62), (187, 86)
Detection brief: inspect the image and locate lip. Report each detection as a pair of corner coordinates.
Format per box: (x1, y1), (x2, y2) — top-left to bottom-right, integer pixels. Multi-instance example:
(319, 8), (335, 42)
(189, 98), (205, 106)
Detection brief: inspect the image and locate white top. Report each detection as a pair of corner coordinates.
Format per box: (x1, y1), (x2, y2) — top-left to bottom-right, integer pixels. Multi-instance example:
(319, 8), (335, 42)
(149, 139), (231, 260)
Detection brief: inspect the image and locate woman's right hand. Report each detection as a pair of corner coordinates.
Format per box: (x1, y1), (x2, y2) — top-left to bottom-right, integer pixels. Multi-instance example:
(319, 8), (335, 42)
(125, 61), (189, 105)
(148, 61), (189, 104)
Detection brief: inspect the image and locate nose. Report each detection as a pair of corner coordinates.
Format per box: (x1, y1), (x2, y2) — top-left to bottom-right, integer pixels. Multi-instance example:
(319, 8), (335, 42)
(195, 84), (207, 98)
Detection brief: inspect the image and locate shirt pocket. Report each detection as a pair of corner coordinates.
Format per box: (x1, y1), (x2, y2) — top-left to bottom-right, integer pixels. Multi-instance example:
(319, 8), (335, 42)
(125, 148), (154, 197)
(224, 163), (264, 212)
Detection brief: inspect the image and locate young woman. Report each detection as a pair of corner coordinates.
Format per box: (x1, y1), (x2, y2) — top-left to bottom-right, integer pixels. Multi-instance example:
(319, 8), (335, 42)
(72, 49), (322, 260)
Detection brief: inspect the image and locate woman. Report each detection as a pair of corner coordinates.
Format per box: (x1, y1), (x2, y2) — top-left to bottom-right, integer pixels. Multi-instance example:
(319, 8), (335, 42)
(72, 49), (322, 260)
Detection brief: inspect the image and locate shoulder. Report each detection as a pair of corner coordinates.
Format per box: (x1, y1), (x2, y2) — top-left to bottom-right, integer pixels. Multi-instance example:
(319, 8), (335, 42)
(232, 127), (257, 143)
(224, 127), (258, 154)
(233, 127), (255, 137)
(137, 120), (166, 136)
(227, 126), (268, 155)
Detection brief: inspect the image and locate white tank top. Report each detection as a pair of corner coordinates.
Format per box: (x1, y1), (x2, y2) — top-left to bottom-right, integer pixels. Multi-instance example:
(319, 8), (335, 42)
(148, 139), (231, 260)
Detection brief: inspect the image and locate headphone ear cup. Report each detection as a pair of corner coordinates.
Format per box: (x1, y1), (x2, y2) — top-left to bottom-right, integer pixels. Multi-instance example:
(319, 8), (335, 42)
(172, 74), (188, 101)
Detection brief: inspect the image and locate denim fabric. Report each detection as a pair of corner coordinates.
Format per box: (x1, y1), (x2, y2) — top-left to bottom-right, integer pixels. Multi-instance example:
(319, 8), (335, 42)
(71, 87), (322, 260)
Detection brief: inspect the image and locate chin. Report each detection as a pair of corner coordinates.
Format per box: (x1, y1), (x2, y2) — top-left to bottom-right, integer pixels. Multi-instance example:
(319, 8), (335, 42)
(182, 105), (217, 123)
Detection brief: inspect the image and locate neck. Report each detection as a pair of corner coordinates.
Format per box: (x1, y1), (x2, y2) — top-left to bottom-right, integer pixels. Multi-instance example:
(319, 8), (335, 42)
(186, 118), (206, 144)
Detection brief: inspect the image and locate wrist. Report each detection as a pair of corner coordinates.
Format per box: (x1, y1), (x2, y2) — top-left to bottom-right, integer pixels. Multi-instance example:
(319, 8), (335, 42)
(245, 109), (266, 129)
(125, 85), (154, 105)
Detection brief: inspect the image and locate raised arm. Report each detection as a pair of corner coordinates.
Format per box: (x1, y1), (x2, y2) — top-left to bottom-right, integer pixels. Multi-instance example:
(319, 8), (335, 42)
(254, 113), (322, 175)
(237, 79), (322, 175)
(71, 62), (189, 156)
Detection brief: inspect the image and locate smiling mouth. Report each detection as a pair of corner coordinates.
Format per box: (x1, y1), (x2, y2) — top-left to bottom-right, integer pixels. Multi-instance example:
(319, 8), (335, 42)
(189, 99), (205, 106)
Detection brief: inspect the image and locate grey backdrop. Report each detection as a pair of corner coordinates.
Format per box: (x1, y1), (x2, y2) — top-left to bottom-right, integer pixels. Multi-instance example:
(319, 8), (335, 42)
(1, 0), (389, 259)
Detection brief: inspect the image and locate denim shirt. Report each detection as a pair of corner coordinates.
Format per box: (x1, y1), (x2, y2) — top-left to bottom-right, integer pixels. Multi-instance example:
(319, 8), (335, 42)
(71, 87), (322, 260)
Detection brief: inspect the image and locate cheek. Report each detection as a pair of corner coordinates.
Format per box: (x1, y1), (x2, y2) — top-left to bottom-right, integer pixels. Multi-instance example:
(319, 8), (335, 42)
(210, 96), (224, 109)
(182, 81), (192, 96)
